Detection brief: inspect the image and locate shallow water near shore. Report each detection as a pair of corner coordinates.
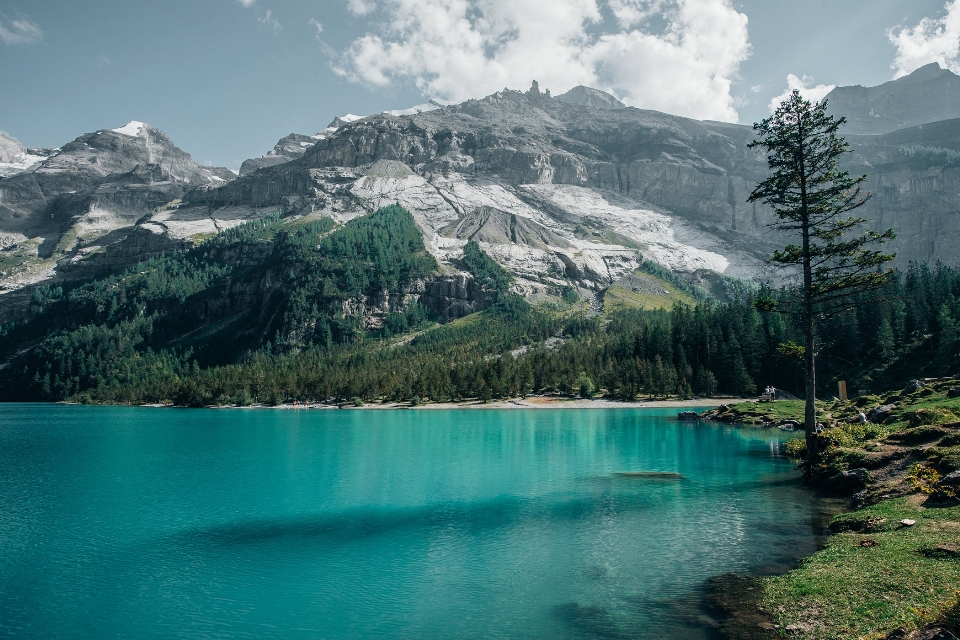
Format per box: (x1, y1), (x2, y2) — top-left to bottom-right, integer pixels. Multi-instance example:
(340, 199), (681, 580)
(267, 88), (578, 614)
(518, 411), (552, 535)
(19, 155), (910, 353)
(0, 404), (836, 639)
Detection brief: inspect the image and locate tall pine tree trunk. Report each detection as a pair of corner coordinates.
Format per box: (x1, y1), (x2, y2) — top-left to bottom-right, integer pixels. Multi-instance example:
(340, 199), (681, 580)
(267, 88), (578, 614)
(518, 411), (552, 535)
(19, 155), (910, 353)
(802, 209), (817, 468)
(799, 126), (818, 473)
(804, 310), (817, 471)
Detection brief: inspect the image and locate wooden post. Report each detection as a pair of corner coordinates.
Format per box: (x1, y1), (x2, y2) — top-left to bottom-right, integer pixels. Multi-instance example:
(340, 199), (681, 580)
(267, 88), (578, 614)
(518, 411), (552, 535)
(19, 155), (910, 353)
(838, 380), (847, 401)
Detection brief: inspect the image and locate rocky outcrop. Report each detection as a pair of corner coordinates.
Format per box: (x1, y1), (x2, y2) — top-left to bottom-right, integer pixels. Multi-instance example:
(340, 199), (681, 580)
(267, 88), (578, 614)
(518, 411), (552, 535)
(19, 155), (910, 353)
(868, 404), (899, 423)
(555, 86), (626, 109)
(826, 468), (870, 493)
(440, 206), (571, 250)
(0, 132), (25, 166)
(239, 133), (321, 176)
(419, 274), (498, 321)
(0, 131), (49, 178)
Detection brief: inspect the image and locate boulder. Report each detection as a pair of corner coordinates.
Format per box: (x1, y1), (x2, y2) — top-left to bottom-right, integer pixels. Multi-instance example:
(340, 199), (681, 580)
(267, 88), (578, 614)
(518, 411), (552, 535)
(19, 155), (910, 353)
(914, 630), (960, 640)
(948, 387), (960, 398)
(904, 379), (926, 394)
(867, 404), (898, 423)
(826, 468), (869, 492)
(936, 471), (960, 495)
(677, 411), (700, 421)
(883, 630), (959, 640)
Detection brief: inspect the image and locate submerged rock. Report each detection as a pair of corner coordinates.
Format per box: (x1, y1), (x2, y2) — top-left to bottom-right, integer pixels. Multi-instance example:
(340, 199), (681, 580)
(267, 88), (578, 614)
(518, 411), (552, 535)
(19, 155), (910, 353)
(677, 411), (699, 421)
(613, 471), (686, 480)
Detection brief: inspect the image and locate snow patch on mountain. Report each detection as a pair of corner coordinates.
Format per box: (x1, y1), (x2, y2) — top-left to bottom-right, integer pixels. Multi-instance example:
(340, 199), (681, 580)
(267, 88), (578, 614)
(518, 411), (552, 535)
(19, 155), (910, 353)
(0, 151), (49, 178)
(521, 185), (759, 279)
(0, 131), (51, 178)
(111, 121), (146, 137)
(383, 98), (455, 117)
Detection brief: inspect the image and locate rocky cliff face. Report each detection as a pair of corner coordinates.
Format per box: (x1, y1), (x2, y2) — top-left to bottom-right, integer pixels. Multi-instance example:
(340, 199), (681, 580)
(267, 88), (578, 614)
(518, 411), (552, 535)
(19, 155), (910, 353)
(171, 80), (960, 294)
(174, 84), (774, 300)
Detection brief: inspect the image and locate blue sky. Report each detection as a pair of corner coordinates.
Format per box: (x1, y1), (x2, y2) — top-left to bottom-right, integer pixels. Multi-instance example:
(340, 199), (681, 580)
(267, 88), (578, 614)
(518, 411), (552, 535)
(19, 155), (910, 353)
(0, 0), (951, 170)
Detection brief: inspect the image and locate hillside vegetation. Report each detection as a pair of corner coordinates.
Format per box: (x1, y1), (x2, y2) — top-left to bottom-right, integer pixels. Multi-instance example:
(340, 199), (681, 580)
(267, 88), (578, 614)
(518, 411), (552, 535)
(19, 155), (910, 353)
(0, 206), (957, 407)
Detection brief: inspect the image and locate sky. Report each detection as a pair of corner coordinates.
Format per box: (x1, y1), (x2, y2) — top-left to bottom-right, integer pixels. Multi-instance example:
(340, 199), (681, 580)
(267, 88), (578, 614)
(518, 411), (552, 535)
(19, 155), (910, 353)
(0, 0), (956, 170)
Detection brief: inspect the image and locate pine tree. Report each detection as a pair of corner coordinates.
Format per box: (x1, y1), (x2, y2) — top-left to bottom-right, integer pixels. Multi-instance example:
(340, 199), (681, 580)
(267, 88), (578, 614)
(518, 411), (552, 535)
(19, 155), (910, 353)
(937, 305), (959, 374)
(748, 90), (897, 472)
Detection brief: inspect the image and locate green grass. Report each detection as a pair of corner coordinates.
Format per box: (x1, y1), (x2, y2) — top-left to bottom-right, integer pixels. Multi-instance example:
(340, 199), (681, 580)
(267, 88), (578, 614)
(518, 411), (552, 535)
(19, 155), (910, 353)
(573, 226), (647, 251)
(729, 399), (808, 423)
(719, 381), (960, 637)
(598, 230), (646, 251)
(763, 497), (960, 639)
(603, 273), (696, 311)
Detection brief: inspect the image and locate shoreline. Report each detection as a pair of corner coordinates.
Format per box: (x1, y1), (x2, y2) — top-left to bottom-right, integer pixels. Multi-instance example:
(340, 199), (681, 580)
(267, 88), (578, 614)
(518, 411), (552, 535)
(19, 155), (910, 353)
(127, 396), (747, 410)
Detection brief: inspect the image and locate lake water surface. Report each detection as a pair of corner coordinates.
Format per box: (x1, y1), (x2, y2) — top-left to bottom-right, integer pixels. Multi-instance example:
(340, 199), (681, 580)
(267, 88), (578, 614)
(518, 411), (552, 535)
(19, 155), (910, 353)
(0, 404), (834, 639)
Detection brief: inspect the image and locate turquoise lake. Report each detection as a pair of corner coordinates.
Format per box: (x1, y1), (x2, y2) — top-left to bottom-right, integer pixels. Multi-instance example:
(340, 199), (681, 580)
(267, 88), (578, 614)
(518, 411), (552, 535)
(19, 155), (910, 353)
(0, 404), (835, 639)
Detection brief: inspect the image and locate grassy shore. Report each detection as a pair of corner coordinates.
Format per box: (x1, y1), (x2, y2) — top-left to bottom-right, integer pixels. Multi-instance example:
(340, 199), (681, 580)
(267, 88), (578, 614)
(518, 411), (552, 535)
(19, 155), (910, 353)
(706, 378), (960, 639)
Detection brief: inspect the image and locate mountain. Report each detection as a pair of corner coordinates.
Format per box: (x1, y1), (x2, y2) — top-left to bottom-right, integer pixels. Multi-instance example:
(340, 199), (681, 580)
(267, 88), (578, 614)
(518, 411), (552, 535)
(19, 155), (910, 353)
(0, 121), (235, 297)
(825, 63), (960, 134)
(3, 80), (960, 404)
(176, 82), (772, 306)
(166, 79), (960, 301)
(4, 75), (960, 323)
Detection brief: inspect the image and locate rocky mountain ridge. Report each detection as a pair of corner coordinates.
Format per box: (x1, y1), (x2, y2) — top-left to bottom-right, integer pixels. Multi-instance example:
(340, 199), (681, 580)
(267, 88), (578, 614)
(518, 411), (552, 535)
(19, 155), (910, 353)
(825, 62), (960, 134)
(3, 68), (960, 320)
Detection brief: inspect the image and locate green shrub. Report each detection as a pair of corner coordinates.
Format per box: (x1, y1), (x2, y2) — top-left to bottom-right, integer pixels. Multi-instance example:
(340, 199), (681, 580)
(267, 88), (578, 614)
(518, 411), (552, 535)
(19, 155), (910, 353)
(784, 438), (806, 458)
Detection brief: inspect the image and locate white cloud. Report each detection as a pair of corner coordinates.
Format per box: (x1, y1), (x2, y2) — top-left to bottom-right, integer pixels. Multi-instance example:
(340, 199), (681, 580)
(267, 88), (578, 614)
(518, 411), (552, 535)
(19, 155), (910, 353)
(309, 18), (337, 57)
(347, 0), (378, 16)
(258, 9), (281, 34)
(0, 13), (42, 46)
(767, 74), (835, 112)
(607, 0), (666, 28)
(236, 0), (256, 6)
(334, 0), (752, 123)
(888, 1), (960, 78)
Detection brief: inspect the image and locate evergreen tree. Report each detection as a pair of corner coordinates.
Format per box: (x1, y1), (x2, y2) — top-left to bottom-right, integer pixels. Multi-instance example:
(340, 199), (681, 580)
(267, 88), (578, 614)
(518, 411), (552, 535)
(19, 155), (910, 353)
(748, 90), (897, 472)
(937, 305), (959, 374)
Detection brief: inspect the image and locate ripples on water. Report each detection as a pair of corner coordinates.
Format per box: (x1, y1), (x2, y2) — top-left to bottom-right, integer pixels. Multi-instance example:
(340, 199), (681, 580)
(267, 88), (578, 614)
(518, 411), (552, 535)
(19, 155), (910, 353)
(0, 405), (836, 639)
